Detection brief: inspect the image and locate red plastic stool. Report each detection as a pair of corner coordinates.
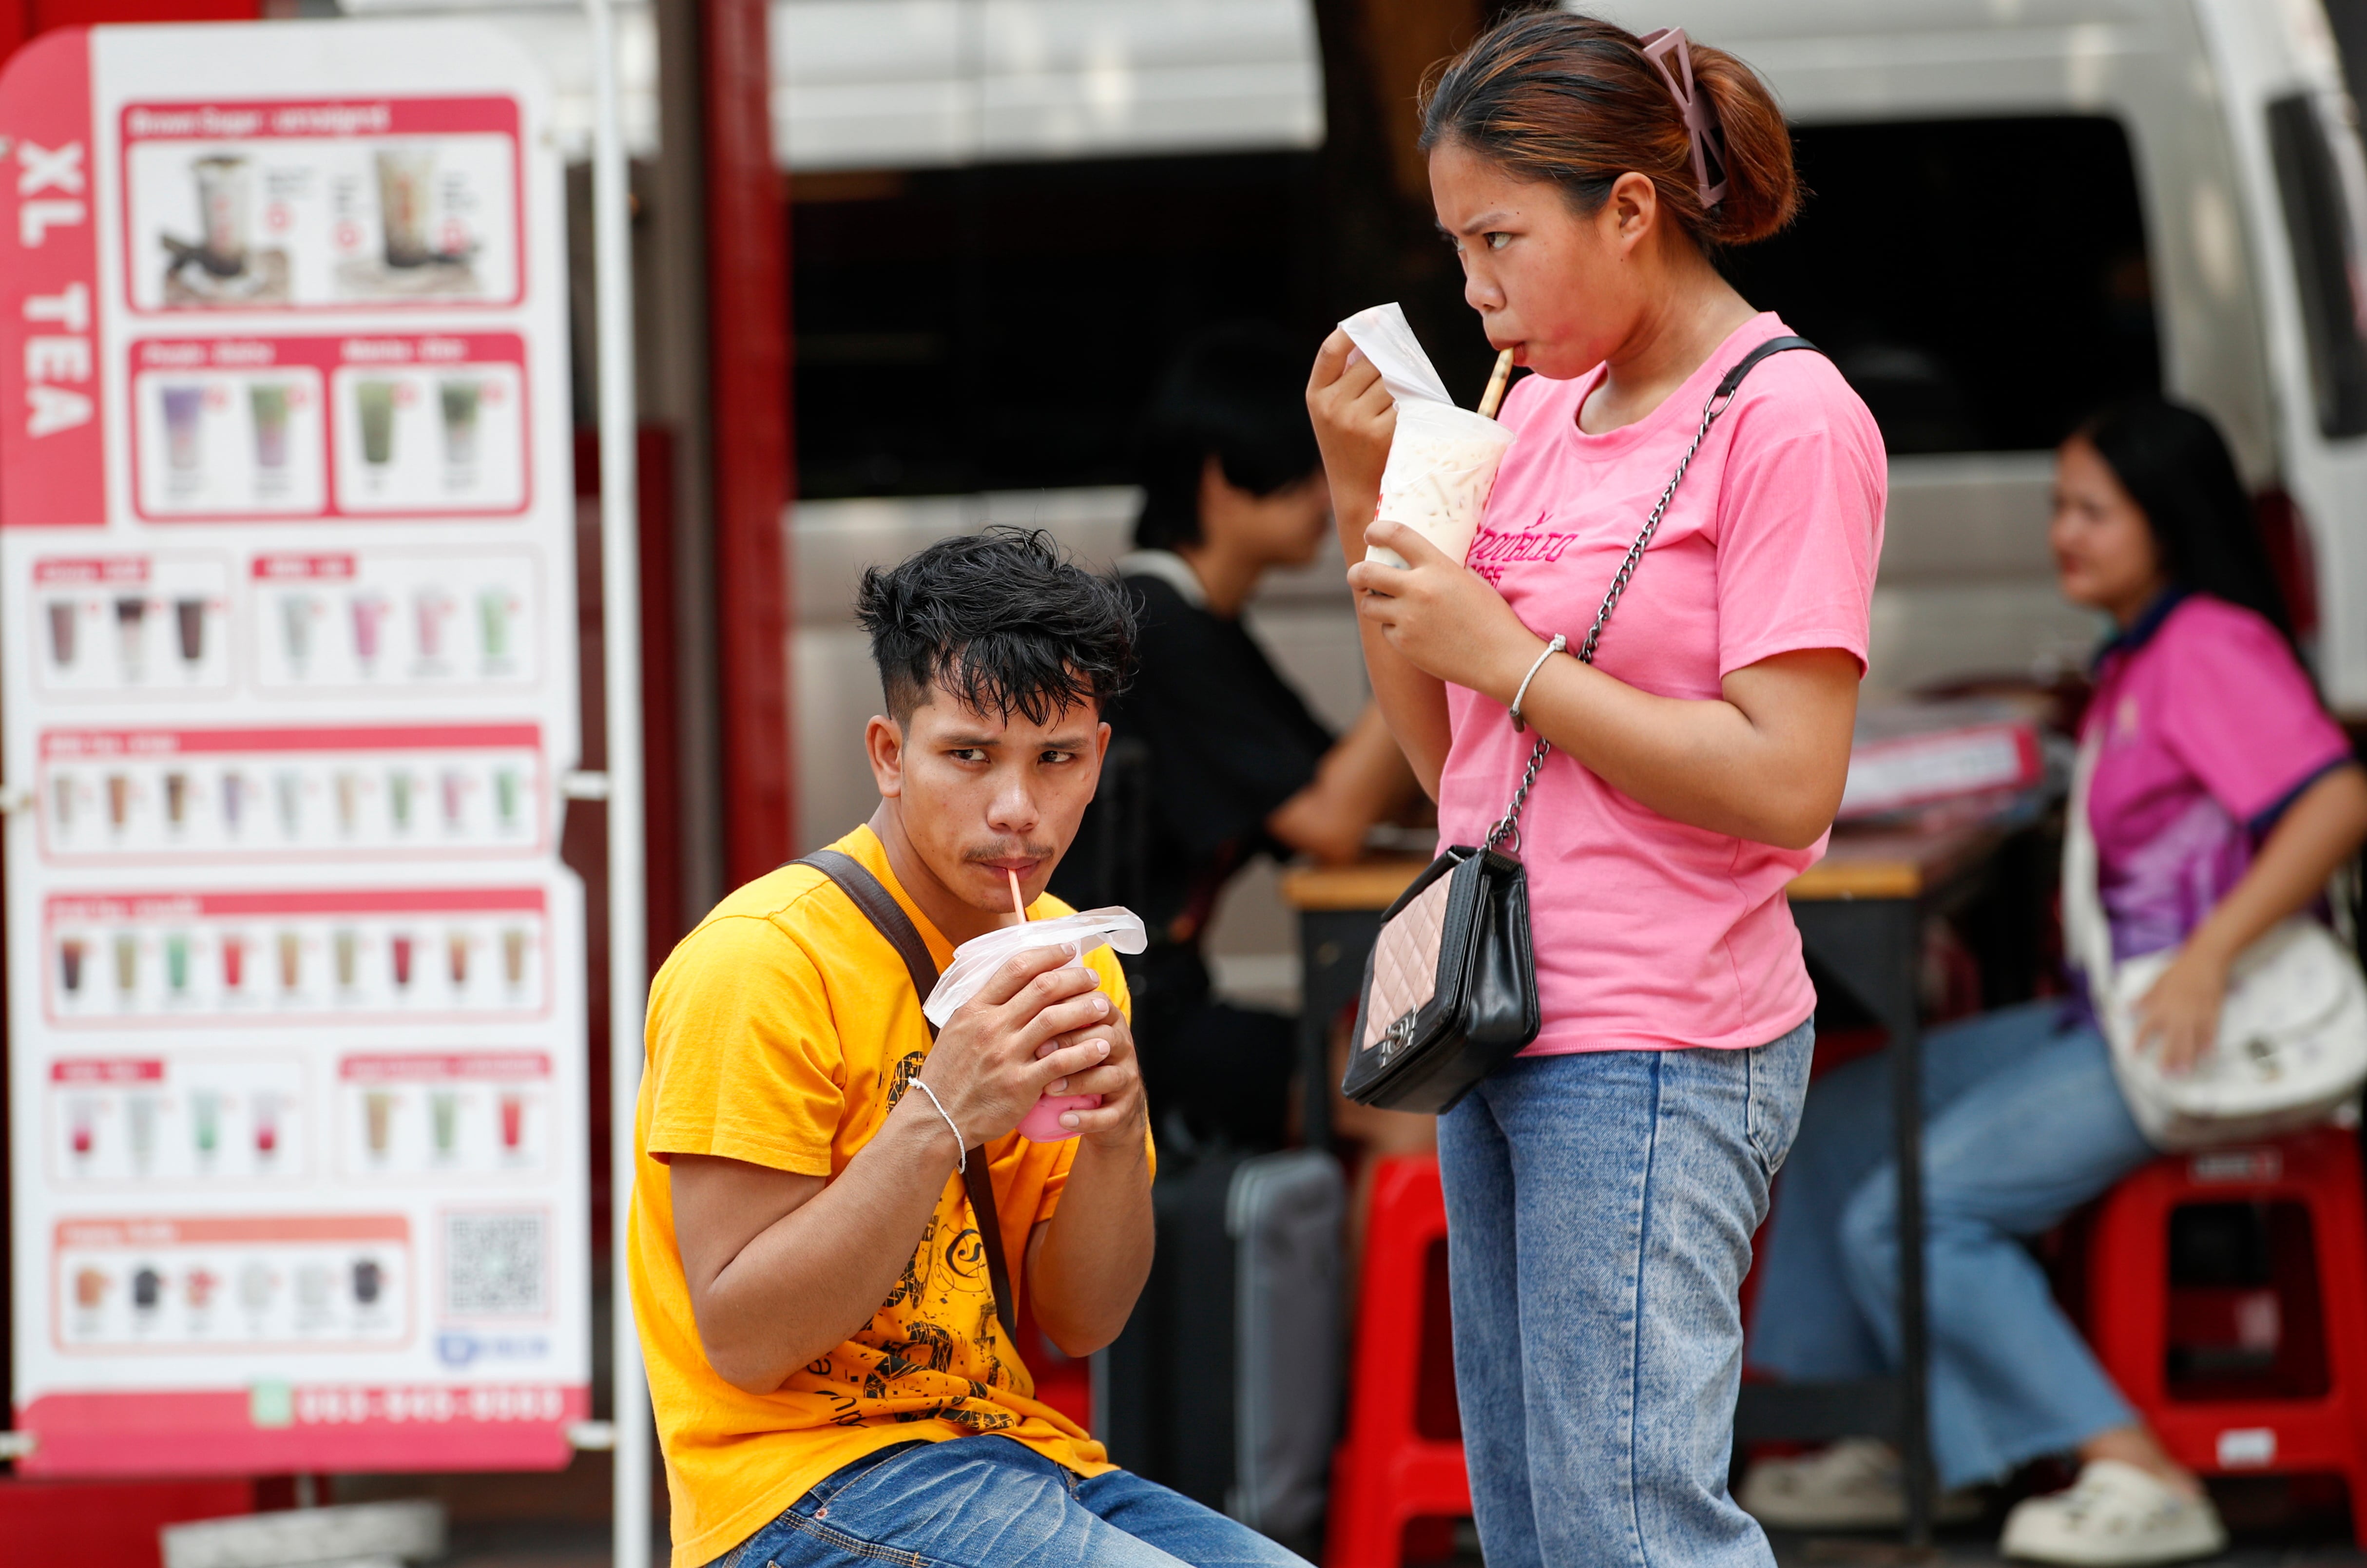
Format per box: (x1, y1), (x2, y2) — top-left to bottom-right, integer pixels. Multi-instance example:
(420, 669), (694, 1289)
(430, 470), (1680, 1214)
(2084, 1127), (2367, 1543)
(1327, 1155), (1469, 1568)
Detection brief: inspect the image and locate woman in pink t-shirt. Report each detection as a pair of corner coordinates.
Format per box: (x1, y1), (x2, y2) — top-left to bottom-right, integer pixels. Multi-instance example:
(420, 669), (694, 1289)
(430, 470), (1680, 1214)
(1743, 400), (2367, 1566)
(1307, 15), (1881, 1567)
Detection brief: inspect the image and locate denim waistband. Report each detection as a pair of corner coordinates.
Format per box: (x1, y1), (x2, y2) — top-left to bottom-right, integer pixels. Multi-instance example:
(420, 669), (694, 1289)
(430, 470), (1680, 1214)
(804, 1439), (932, 1511)
(707, 1440), (933, 1568)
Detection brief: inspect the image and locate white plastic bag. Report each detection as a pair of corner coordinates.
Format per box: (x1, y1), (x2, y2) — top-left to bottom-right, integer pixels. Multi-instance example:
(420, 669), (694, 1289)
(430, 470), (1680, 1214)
(924, 907), (1148, 1143)
(1339, 302), (1456, 407)
(1338, 303), (1515, 570)
(922, 907), (1148, 1027)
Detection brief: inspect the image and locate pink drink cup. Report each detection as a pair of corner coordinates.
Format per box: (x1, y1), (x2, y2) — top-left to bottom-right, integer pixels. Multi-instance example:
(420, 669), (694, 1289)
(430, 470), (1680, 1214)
(1019, 1093), (1099, 1143)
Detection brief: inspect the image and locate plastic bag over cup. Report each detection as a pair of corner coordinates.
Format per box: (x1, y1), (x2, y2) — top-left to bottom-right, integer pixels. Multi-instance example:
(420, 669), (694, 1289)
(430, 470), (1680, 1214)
(923, 908), (1149, 1143)
(1339, 302), (1515, 571)
(923, 907), (1148, 1026)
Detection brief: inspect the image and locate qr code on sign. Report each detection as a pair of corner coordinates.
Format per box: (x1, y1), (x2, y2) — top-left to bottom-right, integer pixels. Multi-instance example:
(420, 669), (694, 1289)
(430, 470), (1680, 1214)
(445, 1212), (546, 1316)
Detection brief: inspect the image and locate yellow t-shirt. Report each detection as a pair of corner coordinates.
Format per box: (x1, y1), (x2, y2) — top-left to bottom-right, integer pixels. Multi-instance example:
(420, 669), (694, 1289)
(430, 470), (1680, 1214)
(629, 825), (1132, 1568)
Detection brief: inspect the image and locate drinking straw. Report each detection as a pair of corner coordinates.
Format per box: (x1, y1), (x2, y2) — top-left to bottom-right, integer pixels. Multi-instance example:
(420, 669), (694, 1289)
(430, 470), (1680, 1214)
(1008, 868), (1028, 922)
(1478, 347), (1516, 419)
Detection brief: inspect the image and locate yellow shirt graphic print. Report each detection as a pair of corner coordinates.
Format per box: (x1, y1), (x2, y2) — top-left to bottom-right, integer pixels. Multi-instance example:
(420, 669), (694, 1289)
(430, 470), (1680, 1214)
(808, 1092), (1023, 1431)
(627, 825), (1131, 1568)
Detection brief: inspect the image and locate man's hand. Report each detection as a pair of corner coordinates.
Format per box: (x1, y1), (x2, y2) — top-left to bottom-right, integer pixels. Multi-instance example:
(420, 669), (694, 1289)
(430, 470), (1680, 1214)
(1039, 1007), (1148, 1152)
(1026, 1003), (1155, 1358)
(919, 944), (1121, 1147)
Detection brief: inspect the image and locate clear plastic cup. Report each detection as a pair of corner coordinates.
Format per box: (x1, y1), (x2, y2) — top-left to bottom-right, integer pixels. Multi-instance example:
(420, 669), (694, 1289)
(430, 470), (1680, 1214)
(47, 600), (77, 666)
(192, 155), (250, 277)
(375, 149), (437, 268)
(355, 380), (397, 466)
(440, 380), (481, 468)
(161, 385), (205, 472)
(249, 383), (289, 472)
(1366, 400), (1516, 570)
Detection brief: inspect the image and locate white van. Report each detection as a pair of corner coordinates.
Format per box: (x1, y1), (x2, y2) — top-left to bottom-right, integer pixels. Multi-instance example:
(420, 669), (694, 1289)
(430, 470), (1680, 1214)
(770, 0), (2367, 1000)
(1644, 0), (2367, 710)
(786, 0), (2367, 852)
(364, 0), (2367, 725)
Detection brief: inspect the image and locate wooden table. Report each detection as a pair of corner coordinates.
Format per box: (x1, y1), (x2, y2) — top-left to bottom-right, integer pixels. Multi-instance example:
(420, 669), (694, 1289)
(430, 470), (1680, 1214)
(1280, 821), (2014, 1549)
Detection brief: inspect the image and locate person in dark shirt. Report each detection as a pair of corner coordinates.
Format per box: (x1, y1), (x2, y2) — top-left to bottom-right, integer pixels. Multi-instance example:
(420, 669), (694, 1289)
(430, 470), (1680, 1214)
(1056, 325), (1413, 1148)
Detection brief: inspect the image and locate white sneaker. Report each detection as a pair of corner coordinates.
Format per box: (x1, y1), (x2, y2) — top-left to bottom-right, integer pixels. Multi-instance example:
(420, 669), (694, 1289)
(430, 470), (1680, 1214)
(1739, 1438), (1982, 1530)
(1999, 1460), (2228, 1565)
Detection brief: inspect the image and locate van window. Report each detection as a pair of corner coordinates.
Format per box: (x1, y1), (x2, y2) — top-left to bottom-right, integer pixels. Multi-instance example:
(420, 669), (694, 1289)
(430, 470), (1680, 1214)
(790, 153), (1321, 499)
(2267, 92), (2367, 439)
(1721, 116), (2159, 455)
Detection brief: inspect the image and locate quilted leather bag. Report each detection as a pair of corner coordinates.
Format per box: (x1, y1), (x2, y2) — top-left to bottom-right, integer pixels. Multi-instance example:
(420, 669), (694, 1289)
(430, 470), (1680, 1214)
(1341, 335), (1818, 1112)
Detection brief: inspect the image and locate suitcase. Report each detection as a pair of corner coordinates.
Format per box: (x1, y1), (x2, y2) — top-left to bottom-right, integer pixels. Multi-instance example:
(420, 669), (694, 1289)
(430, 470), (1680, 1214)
(1098, 1144), (1345, 1550)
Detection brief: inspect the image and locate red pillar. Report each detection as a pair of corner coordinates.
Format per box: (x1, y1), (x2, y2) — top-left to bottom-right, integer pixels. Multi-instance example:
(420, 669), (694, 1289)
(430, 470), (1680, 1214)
(0, 0), (31, 64)
(702, 0), (793, 881)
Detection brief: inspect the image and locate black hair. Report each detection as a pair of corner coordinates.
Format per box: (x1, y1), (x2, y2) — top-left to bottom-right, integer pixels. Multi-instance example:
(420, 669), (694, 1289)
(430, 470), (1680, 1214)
(2076, 395), (2298, 645)
(1132, 323), (1322, 552)
(855, 526), (1137, 724)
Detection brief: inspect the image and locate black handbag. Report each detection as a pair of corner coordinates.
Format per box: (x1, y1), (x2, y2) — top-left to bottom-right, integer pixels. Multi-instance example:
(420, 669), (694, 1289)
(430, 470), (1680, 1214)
(1341, 335), (1818, 1112)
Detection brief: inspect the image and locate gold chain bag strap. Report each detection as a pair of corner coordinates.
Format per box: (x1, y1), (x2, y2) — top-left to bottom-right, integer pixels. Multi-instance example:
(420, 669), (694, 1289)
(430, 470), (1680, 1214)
(1341, 335), (1818, 1112)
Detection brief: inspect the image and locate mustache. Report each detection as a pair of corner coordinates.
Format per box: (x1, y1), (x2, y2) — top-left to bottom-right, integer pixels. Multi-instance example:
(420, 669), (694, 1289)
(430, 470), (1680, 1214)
(962, 841), (1059, 865)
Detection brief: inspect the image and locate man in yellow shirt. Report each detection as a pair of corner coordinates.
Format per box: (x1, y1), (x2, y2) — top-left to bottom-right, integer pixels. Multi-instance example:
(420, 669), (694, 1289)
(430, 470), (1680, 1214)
(629, 530), (1312, 1568)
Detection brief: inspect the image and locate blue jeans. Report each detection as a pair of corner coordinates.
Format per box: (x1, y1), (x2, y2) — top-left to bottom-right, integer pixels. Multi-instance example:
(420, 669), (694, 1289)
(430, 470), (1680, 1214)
(1437, 1019), (1815, 1568)
(1749, 1000), (2156, 1489)
(711, 1435), (1312, 1568)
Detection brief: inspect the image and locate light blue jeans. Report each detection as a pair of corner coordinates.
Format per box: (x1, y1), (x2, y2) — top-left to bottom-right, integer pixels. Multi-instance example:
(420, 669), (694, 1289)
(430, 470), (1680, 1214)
(1437, 1019), (1816, 1568)
(1749, 1000), (2156, 1490)
(711, 1435), (1312, 1568)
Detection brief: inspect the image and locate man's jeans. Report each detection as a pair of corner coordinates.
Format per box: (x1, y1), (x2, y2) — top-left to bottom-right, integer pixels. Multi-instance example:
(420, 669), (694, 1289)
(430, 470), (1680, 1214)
(711, 1436), (1312, 1568)
(1750, 1000), (2155, 1489)
(1436, 1020), (1815, 1568)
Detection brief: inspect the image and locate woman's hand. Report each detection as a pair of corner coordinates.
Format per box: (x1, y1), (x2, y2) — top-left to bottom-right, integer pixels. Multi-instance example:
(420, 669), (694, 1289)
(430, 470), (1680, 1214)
(1307, 329), (1397, 553)
(2132, 945), (2231, 1075)
(1345, 517), (1540, 696)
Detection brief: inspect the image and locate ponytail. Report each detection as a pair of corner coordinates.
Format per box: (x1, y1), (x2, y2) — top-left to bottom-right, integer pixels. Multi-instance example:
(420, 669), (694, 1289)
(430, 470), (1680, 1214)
(1686, 41), (1798, 245)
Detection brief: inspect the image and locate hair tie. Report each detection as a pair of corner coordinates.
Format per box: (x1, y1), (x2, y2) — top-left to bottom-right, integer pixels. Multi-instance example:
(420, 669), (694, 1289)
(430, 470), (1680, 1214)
(1638, 27), (1729, 210)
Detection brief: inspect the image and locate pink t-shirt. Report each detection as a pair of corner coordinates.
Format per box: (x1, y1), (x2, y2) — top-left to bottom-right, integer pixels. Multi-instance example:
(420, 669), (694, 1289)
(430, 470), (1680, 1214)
(1437, 313), (1886, 1054)
(2083, 592), (2354, 962)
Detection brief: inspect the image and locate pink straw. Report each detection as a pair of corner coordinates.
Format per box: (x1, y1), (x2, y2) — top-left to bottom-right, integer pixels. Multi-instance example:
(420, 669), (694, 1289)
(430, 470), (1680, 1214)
(1008, 868), (1028, 922)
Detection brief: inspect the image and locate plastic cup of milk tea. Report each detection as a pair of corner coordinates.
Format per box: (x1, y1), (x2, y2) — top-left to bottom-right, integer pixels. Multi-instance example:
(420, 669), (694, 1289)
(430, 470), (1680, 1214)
(375, 149), (437, 268)
(191, 155), (250, 277)
(1366, 400), (1516, 571)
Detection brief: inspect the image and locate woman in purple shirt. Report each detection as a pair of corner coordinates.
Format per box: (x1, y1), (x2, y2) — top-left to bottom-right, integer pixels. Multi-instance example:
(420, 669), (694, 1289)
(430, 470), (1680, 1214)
(1743, 397), (2367, 1565)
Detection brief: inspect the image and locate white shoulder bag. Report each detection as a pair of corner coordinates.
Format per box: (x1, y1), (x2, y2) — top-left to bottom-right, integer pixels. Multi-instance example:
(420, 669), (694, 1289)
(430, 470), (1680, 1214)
(2063, 735), (2367, 1149)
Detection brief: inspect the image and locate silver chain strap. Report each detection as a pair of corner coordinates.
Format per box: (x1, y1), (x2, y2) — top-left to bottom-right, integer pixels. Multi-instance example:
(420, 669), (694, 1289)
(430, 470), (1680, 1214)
(1482, 374), (1750, 854)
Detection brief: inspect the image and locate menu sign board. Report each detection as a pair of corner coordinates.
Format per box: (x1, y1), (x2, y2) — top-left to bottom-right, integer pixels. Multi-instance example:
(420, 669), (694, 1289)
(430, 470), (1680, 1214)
(0, 21), (589, 1474)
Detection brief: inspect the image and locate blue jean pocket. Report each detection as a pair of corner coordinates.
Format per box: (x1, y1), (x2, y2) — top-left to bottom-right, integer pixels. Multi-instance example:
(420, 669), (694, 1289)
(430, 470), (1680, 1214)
(1746, 1019), (1814, 1176)
(707, 1441), (933, 1568)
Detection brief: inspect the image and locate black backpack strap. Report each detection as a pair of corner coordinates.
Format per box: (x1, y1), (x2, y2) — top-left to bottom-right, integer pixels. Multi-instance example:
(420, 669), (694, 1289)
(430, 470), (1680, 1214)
(795, 850), (1019, 1348)
(1713, 334), (1818, 401)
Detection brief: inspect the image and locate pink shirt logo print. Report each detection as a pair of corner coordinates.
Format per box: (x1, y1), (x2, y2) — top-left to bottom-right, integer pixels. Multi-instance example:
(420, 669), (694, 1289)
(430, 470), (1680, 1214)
(1465, 513), (1583, 586)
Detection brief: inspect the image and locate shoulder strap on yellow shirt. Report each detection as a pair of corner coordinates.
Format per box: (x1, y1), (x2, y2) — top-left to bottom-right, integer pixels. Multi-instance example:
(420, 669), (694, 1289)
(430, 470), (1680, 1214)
(794, 849), (1020, 1347)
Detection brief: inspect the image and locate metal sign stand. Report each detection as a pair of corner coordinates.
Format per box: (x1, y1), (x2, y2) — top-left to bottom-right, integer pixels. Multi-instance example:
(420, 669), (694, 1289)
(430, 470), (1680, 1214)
(582, 1), (651, 1564)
